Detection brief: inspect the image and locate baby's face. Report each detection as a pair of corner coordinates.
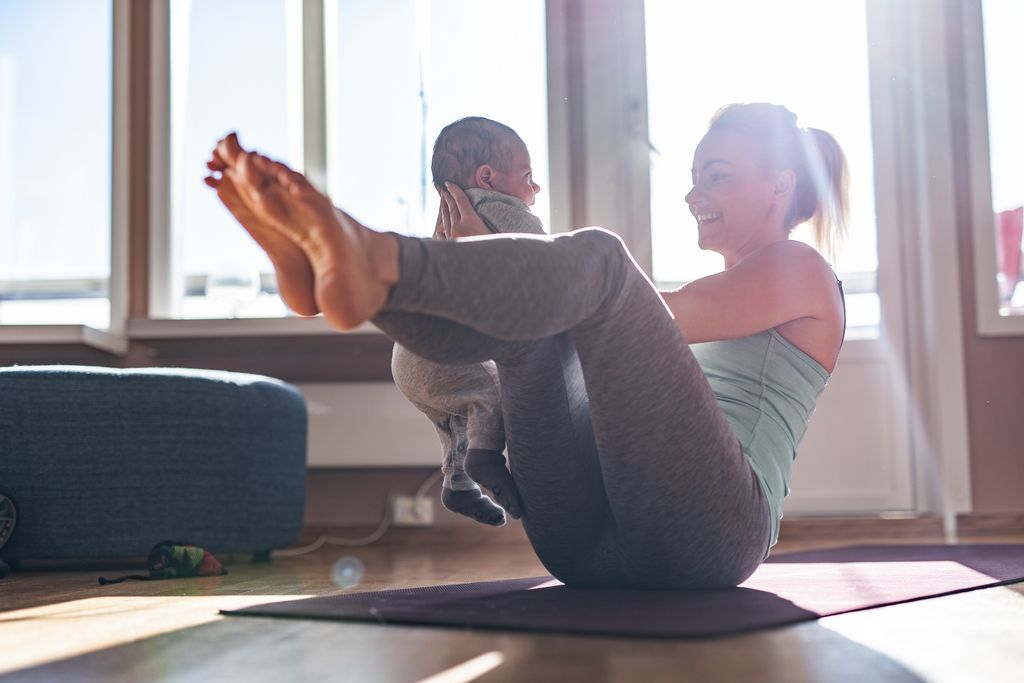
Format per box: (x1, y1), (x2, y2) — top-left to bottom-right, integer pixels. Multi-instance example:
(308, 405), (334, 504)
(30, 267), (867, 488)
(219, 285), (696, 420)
(488, 141), (541, 206)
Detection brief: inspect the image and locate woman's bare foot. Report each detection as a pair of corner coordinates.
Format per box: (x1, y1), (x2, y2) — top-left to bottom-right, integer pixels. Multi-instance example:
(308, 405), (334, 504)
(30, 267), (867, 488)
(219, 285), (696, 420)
(218, 135), (398, 330)
(205, 134), (319, 316)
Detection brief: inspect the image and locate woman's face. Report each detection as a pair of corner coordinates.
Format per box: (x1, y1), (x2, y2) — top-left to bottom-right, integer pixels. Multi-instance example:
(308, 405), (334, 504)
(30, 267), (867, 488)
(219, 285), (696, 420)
(684, 129), (781, 259)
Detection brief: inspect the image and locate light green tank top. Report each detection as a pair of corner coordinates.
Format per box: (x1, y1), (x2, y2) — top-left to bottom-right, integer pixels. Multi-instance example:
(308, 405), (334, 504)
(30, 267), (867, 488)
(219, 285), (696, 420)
(690, 328), (830, 554)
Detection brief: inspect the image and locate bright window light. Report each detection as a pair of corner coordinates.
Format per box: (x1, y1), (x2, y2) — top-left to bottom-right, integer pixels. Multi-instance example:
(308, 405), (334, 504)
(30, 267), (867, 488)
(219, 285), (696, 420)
(169, 0), (303, 319)
(324, 0), (549, 238)
(981, 0), (1024, 314)
(645, 0), (878, 332)
(0, 0), (112, 327)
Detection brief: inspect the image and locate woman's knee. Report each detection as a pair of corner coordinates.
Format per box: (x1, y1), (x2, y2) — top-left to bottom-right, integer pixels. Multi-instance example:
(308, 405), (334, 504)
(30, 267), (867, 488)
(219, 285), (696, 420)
(568, 227), (648, 310)
(571, 227), (631, 266)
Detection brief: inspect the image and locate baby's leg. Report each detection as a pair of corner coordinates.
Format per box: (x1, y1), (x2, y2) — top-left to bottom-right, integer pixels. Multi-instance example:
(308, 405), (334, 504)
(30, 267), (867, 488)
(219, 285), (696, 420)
(413, 355), (523, 520)
(392, 345), (507, 526)
(440, 415), (506, 526)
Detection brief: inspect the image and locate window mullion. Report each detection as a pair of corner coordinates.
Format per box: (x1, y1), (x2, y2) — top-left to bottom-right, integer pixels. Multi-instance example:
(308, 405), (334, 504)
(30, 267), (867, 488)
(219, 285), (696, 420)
(572, 0), (651, 275)
(148, 0), (173, 319)
(301, 0), (327, 193)
(109, 0), (130, 338)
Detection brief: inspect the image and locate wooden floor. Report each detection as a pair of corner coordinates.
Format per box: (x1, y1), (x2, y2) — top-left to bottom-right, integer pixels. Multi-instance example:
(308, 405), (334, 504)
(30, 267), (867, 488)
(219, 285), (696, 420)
(2, 528), (1024, 682)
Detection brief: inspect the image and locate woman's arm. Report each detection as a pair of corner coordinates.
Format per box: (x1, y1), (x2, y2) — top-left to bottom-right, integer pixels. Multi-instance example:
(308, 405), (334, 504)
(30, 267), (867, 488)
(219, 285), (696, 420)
(660, 240), (837, 344)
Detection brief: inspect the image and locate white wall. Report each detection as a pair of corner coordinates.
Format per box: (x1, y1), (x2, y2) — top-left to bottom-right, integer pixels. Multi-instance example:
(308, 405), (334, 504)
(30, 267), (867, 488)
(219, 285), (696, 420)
(296, 382), (439, 467)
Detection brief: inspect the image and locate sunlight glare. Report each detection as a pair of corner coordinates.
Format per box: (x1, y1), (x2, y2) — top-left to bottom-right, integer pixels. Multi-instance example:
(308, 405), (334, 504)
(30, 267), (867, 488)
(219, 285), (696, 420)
(415, 651), (507, 683)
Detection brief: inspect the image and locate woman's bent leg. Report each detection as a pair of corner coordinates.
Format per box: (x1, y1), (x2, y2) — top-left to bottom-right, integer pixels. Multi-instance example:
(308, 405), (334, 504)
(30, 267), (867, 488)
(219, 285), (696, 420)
(564, 236), (770, 588)
(494, 335), (627, 586)
(384, 229), (770, 588)
(378, 306), (626, 585)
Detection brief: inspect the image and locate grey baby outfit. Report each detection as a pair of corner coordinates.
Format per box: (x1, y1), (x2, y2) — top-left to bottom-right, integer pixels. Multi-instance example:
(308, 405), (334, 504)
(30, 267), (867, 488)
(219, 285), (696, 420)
(391, 188), (546, 494)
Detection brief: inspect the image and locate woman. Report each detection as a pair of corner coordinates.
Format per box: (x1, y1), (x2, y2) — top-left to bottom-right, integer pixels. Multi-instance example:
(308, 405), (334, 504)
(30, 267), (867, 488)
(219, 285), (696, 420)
(205, 103), (847, 590)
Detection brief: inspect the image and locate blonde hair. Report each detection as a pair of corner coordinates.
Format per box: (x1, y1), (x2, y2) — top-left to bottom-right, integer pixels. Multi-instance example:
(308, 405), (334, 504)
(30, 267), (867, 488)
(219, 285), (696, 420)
(707, 103), (849, 263)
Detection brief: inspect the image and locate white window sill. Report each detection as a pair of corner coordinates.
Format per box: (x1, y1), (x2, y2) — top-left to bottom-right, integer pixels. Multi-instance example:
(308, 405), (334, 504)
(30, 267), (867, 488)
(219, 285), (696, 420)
(0, 325), (129, 355)
(126, 316), (382, 339)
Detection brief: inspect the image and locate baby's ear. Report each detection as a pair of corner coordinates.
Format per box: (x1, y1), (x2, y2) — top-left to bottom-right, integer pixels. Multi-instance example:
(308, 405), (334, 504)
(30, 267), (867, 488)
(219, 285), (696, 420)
(474, 165), (495, 190)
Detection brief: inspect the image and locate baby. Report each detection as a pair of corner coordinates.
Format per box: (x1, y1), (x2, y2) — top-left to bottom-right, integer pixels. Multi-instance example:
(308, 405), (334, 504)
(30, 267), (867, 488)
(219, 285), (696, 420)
(392, 117), (544, 525)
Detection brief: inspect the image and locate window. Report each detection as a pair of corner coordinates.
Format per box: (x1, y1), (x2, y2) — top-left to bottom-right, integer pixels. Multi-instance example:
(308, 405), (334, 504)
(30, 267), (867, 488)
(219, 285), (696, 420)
(159, 0), (548, 321)
(0, 0), (112, 328)
(167, 0), (303, 319)
(644, 0), (879, 334)
(324, 0), (549, 238)
(981, 0), (1024, 315)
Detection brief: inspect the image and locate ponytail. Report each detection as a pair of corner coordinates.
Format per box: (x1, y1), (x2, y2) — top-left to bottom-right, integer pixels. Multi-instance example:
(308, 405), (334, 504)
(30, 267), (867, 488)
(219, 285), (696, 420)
(794, 128), (849, 264)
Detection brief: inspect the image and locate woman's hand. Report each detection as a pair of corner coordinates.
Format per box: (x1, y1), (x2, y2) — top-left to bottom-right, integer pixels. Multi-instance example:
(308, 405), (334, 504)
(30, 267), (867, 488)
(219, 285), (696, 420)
(432, 186), (447, 239)
(438, 182), (492, 239)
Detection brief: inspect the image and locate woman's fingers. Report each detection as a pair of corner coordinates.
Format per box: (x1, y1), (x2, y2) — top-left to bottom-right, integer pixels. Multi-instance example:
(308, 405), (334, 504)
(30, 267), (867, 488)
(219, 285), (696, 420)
(444, 182), (474, 219)
(433, 201), (447, 240)
(442, 182), (491, 238)
(440, 191), (460, 239)
(441, 186), (461, 224)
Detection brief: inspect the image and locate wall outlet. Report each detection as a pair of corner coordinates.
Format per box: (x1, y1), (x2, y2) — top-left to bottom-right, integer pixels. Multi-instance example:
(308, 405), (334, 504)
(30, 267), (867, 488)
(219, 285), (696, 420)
(392, 495), (434, 526)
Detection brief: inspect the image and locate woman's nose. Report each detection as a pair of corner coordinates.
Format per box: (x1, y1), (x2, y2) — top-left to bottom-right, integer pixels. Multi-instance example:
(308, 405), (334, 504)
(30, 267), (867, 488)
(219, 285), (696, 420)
(684, 185), (698, 205)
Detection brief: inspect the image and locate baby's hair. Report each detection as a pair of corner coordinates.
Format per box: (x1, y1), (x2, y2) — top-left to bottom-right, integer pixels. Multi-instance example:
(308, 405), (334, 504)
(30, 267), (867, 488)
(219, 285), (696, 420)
(431, 117), (525, 189)
(708, 103), (849, 263)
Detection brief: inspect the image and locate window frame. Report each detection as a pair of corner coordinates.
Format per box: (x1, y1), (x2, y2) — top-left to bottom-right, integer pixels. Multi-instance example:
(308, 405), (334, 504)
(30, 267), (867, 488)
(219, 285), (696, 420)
(142, 0), (572, 337)
(960, 0), (1024, 336)
(0, 0), (128, 353)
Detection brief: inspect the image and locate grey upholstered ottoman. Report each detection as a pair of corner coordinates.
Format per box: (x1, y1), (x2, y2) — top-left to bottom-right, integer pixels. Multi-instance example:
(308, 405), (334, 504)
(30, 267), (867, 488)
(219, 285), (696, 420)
(0, 365), (307, 562)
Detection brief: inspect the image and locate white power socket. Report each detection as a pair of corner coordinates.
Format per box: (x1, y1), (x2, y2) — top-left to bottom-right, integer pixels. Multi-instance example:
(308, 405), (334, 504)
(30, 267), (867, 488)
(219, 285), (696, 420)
(391, 495), (434, 526)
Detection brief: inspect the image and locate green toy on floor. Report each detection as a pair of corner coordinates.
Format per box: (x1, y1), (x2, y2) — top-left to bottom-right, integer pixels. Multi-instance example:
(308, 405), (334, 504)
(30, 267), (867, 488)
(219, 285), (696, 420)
(98, 541), (227, 585)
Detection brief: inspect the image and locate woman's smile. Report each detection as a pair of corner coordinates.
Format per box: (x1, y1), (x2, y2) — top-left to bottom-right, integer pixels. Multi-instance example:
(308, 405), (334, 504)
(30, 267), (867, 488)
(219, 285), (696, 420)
(696, 211), (723, 225)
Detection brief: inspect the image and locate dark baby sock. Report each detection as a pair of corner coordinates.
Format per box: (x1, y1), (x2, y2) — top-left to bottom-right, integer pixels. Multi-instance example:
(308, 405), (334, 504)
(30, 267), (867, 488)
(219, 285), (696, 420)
(464, 448), (524, 519)
(441, 487), (506, 526)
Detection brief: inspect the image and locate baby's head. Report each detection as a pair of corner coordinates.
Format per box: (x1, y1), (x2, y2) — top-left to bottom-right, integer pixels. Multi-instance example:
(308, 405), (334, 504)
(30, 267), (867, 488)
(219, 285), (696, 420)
(431, 117), (541, 206)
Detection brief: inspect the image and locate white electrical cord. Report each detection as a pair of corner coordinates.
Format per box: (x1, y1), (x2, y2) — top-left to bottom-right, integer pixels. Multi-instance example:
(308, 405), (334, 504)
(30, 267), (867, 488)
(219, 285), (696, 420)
(273, 470), (443, 557)
(413, 469), (443, 507)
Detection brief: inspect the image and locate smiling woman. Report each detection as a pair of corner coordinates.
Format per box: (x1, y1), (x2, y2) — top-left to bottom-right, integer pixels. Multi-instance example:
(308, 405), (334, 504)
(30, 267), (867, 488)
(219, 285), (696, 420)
(645, 0), (877, 332)
(686, 104), (848, 268)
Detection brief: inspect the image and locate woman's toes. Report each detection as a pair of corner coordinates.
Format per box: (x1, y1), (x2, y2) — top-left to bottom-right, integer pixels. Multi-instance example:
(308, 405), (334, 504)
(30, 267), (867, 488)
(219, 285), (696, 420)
(216, 132), (243, 166)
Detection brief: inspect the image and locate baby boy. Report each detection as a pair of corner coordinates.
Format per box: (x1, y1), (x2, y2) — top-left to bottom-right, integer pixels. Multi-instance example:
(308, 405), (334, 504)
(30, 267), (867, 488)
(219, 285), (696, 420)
(392, 116), (544, 525)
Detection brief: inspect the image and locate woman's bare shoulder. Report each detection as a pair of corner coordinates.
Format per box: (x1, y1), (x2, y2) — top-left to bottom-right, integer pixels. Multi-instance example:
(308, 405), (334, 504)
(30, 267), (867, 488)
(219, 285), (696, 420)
(754, 241), (844, 371)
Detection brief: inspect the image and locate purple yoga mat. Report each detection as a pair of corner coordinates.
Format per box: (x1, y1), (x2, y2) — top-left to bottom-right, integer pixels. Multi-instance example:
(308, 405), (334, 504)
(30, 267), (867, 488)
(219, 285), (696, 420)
(224, 544), (1024, 638)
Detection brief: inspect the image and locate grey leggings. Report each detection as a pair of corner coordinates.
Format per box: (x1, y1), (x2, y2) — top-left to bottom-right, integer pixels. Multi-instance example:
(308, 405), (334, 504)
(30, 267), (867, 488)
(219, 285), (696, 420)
(374, 228), (770, 590)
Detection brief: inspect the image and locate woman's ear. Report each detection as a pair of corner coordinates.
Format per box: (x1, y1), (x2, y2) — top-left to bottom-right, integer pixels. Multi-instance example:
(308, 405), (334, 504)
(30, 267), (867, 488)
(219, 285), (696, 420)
(772, 169), (796, 203)
(474, 165), (495, 190)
